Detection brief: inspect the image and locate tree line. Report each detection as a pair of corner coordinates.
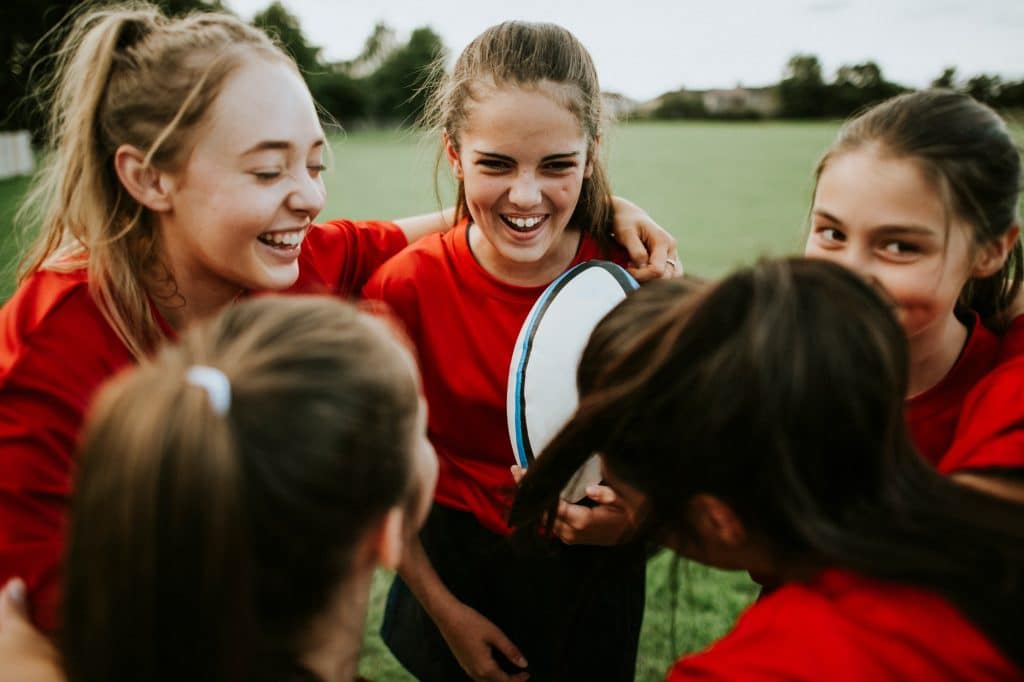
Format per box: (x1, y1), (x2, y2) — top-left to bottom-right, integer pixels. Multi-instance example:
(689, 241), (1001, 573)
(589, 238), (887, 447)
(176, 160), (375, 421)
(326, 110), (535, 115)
(3, 0), (1021, 134)
(650, 55), (1024, 121)
(1, 0), (444, 138)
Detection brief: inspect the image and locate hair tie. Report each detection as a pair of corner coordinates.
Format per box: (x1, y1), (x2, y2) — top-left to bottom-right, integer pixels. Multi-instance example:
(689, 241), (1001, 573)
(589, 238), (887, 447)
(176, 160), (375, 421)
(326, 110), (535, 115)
(185, 366), (231, 416)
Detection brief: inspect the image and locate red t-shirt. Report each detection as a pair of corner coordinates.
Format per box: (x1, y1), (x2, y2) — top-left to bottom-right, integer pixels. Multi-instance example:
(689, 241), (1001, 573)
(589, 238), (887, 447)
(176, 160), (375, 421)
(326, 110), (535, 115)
(0, 219), (405, 630)
(362, 221), (627, 536)
(905, 314), (1000, 469)
(668, 569), (1021, 682)
(939, 354), (1024, 474)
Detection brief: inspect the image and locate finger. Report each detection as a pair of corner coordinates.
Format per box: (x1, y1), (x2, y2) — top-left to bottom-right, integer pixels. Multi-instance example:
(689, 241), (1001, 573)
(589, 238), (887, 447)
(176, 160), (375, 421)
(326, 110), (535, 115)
(0, 578), (28, 626)
(557, 501), (593, 530)
(614, 227), (650, 269)
(552, 519), (577, 544)
(626, 262), (663, 283)
(486, 628), (528, 671)
(510, 465), (525, 484)
(585, 484), (619, 506)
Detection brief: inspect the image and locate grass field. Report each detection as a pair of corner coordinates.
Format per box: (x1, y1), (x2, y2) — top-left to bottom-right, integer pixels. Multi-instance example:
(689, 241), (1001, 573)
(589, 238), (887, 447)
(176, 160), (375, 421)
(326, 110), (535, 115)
(0, 121), (841, 680)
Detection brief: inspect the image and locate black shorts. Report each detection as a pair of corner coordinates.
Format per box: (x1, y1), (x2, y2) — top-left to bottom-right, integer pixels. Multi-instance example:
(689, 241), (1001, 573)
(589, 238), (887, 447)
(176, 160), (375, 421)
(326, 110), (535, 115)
(381, 504), (646, 681)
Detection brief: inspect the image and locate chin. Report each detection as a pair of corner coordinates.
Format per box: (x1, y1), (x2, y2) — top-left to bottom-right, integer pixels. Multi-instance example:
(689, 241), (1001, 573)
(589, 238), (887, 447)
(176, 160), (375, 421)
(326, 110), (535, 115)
(252, 265), (301, 291)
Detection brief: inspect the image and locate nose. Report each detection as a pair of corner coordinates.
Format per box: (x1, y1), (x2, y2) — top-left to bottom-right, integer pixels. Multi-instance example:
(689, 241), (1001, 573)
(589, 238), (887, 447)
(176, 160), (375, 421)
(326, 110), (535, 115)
(288, 169), (325, 219)
(508, 171), (542, 208)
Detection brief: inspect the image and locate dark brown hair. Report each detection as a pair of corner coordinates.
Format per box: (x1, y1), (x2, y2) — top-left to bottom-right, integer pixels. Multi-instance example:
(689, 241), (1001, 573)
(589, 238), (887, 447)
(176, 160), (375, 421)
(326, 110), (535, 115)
(61, 296), (420, 682)
(814, 89), (1023, 328)
(512, 258), (1024, 667)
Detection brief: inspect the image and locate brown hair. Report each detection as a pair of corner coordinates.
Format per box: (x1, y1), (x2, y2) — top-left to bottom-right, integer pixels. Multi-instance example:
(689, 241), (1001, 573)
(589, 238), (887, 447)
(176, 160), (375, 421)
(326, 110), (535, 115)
(813, 89), (1023, 328)
(61, 296), (420, 682)
(421, 21), (615, 246)
(17, 3), (294, 358)
(513, 258), (1024, 667)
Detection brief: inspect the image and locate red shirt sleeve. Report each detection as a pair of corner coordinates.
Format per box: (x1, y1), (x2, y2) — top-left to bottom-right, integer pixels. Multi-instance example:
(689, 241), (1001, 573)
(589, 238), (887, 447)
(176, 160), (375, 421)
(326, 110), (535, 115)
(292, 219), (408, 297)
(939, 356), (1024, 474)
(0, 274), (133, 631)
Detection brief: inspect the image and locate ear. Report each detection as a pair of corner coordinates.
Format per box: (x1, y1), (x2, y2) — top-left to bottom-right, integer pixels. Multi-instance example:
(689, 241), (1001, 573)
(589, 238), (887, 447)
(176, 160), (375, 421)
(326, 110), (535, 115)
(584, 135), (600, 179)
(688, 494), (746, 547)
(971, 223), (1020, 278)
(368, 507), (407, 570)
(443, 129), (463, 180)
(113, 144), (174, 213)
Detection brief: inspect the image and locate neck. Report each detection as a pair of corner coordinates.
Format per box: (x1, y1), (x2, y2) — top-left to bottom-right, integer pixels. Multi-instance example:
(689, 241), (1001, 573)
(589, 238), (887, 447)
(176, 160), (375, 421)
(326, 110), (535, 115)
(906, 312), (969, 397)
(300, 568), (373, 682)
(468, 223), (581, 287)
(150, 235), (244, 332)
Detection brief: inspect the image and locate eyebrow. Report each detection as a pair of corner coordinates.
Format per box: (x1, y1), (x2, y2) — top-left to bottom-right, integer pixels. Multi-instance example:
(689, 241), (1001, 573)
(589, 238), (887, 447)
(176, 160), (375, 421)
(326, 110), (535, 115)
(812, 209), (937, 236)
(473, 150), (580, 162)
(242, 139), (325, 155)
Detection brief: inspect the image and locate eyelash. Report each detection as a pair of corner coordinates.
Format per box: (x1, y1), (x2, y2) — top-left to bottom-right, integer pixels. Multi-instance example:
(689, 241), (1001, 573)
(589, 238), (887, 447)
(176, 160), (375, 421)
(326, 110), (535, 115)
(252, 164), (326, 181)
(476, 160), (577, 172)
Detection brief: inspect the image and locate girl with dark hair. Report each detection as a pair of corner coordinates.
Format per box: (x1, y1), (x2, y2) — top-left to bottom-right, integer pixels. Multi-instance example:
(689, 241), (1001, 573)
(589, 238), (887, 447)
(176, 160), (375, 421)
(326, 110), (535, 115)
(512, 258), (1024, 681)
(803, 90), (1024, 490)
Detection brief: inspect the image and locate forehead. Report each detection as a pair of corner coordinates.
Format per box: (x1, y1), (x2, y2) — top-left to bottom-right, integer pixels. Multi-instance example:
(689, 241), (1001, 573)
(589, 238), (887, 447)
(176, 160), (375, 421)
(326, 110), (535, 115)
(199, 57), (324, 154)
(460, 82), (587, 152)
(815, 146), (948, 228)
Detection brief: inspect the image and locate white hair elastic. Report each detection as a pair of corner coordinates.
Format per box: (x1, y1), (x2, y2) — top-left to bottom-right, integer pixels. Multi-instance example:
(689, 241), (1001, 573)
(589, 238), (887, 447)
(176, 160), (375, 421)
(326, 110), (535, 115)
(185, 365), (232, 416)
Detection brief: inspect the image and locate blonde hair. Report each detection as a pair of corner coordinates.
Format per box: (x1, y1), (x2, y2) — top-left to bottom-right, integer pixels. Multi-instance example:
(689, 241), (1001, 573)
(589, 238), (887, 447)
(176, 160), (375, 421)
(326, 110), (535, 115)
(63, 296), (420, 681)
(17, 3), (293, 358)
(421, 21), (615, 246)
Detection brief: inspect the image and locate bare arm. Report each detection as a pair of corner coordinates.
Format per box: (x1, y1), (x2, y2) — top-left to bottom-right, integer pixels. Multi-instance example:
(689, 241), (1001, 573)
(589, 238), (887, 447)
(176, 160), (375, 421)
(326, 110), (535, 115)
(0, 580), (64, 682)
(392, 208), (456, 245)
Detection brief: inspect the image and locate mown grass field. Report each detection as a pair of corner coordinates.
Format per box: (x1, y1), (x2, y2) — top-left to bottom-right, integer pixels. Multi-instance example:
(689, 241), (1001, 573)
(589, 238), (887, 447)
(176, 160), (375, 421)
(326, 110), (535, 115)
(0, 120), (837, 680)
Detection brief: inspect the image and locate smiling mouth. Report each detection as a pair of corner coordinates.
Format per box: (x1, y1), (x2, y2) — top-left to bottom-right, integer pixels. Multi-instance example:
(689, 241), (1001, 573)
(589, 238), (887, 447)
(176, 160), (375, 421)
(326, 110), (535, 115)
(258, 226), (307, 250)
(500, 214), (547, 233)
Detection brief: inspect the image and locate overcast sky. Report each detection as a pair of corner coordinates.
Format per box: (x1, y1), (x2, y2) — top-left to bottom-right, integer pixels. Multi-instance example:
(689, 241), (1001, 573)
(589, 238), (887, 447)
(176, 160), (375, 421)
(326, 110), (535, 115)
(226, 0), (1024, 102)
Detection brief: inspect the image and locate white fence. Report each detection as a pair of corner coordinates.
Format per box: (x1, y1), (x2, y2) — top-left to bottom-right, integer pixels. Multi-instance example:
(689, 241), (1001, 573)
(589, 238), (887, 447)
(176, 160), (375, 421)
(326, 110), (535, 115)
(0, 131), (35, 180)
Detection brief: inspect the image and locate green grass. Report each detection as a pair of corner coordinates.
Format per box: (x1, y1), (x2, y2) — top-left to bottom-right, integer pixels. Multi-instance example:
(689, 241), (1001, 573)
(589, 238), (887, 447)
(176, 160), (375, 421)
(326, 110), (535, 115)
(0, 121), (837, 680)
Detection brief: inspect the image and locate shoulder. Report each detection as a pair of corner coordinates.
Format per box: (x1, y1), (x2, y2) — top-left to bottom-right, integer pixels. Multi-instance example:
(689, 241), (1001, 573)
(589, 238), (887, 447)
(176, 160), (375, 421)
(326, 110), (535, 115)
(294, 219), (407, 296)
(2, 269), (107, 358)
(941, 355), (1024, 473)
(362, 229), (456, 299)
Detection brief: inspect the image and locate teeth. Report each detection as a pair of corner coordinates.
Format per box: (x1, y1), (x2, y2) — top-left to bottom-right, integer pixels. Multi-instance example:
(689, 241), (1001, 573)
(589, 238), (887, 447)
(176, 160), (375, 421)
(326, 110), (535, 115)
(260, 228), (305, 247)
(506, 216), (542, 229)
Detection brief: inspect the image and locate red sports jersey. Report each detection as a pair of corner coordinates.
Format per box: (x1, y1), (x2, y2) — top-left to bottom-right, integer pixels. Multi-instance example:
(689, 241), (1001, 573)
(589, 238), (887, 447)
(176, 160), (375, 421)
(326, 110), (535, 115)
(668, 569), (1021, 682)
(362, 220), (627, 535)
(939, 354), (1024, 473)
(905, 314), (999, 469)
(0, 219), (405, 630)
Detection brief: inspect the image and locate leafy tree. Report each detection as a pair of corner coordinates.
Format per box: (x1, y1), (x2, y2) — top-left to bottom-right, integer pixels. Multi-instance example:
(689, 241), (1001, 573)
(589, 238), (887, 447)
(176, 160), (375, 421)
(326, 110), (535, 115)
(826, 61), (905, 117)
(367, 27), (445, 125)
(965, 74), (1002, 106)
(932, 67), (957, 89)
(650, 91), (707, 119)
(778, 54), (827, 118)
(1, 0), (223, 134)
(252, 1), (320, 74)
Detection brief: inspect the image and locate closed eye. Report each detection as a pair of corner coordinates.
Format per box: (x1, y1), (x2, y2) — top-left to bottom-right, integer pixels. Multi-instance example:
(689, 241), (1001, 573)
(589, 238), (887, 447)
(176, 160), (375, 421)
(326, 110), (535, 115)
(477, 158), (512, 171)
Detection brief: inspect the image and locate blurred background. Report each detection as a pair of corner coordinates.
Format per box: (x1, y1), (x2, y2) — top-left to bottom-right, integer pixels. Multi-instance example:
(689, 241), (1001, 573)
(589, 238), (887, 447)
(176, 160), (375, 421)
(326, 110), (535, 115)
(1, 1), (1021, 679)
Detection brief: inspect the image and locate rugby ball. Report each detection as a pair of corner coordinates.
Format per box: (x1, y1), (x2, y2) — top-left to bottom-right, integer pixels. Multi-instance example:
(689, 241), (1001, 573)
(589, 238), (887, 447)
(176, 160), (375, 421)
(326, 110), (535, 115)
(507, 261), (638, 501)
